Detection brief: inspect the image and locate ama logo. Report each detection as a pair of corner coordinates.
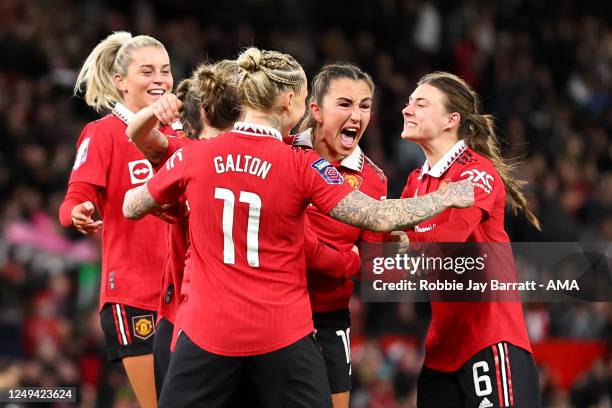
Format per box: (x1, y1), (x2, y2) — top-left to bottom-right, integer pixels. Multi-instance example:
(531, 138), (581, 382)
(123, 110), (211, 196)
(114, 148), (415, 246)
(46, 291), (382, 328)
(128, 160), (154, 185)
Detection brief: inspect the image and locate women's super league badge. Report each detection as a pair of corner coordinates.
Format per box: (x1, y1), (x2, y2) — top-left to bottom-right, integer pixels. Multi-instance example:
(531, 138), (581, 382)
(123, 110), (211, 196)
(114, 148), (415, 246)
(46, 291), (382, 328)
(343, 173), (363, 189)
(311, 158), (344, 184)
(132, 315), (155, 340)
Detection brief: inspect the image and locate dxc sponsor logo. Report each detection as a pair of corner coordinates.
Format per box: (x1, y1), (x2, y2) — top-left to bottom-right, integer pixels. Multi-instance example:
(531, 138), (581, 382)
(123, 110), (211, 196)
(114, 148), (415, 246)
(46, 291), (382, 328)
(461, 169), (493, 194)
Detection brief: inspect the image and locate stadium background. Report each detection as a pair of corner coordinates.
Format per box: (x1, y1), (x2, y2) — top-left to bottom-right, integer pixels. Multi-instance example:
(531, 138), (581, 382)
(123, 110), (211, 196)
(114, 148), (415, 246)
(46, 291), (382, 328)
(0, 0), (610, 406)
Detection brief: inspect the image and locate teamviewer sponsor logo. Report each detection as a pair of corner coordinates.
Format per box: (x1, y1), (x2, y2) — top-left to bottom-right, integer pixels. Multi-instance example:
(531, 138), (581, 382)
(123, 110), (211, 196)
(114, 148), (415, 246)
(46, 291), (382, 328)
(128, 160), (154, 185)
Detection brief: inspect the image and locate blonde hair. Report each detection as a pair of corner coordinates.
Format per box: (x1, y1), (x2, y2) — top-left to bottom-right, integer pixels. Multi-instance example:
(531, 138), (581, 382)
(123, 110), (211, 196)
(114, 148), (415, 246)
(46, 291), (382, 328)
(74, 31), (166, 112)
(235, 47), (306, 112)
(418, 71), (541, 230)
(299, 63), (374, 132)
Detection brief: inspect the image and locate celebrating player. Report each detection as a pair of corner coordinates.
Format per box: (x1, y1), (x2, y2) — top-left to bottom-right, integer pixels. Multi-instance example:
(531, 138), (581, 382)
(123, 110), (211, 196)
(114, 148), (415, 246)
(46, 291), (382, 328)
(292, 63), (386, 408)
(58, 32), (178, 408)
(127, 60), (363, 400)
(399, 71), (541, 408)
(123, 48), (474, 408)
(126, 60), (242, 397)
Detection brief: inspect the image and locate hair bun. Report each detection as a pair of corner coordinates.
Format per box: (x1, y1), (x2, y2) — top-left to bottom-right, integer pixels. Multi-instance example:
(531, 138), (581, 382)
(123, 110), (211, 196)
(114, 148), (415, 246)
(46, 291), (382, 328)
(237, 48), (262, 72)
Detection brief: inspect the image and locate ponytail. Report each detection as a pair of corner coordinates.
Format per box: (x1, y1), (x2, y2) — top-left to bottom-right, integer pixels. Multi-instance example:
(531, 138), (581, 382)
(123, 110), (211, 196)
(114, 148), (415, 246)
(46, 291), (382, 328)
(465, 113), (541, 230)
(74, 32), (131, 112)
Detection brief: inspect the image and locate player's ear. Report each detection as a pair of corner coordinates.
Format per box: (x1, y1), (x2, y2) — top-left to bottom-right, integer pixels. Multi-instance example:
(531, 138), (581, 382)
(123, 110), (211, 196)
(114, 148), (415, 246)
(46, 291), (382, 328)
(311, 101), (322, 124)
(114, 73), (127, 93)
(444, 112), (461, 131)
(281, 90), (294, 112)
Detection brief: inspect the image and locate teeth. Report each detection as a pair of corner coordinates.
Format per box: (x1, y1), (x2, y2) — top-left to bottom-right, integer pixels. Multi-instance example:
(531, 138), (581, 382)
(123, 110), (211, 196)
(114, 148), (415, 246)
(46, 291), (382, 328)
(342, 128), (358, 137)
(148, 90), (164, 95)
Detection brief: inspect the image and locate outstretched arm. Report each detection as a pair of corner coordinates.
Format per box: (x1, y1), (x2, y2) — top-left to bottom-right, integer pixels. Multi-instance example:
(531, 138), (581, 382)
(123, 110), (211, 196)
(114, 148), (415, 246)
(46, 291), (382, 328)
(329, 179), (473, 232)
(123, 185), (160, 220)
(126, 93), (182, 164)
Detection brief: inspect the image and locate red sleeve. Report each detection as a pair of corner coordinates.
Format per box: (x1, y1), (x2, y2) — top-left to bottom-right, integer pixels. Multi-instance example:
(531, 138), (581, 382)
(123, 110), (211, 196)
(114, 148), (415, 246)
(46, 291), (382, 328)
(400, 171), (419, 199)
(147, 146), (190, 206)
(154, 136), (193, 171)
(407, 206), (484, 243)
(58, 182), (100, 227)
(68, 121), (112, 188)
(457, 161), (501, 216)
(304, 220), (360, 279)
(300, 151), (354, 214)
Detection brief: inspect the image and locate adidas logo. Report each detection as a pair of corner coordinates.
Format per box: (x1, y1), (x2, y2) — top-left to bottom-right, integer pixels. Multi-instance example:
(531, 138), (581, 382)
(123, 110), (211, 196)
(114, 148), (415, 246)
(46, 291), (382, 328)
(479, 397), (494, 408)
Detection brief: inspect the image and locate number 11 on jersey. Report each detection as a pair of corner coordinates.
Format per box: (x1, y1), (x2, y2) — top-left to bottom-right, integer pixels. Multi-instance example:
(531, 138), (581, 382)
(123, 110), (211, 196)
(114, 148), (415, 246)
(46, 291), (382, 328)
(214, 187), (262, 267)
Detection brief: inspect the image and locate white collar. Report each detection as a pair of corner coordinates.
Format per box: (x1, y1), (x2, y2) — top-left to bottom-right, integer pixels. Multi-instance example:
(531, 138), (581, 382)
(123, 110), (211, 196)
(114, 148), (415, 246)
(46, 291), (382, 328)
(112, 102), (135, 125)
(233, 122), (282, 141)
(294, 128), (364, 172)
(419, 140), (467, 179)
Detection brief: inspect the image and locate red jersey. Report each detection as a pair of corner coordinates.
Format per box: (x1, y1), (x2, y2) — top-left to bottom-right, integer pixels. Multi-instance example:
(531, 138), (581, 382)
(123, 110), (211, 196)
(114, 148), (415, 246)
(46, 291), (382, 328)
(67, 106), (178, 311)
(146, 122), (354, 356)
(156, 136), (194, 324)
(289, 130), (388, 312)
(401, 140), (531, 371)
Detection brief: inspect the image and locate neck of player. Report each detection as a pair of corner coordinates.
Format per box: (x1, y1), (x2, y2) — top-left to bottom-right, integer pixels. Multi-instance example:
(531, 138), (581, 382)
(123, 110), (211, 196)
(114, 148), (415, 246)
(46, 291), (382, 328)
(419, 134), (461, 169)
(242, 109), (283, 134)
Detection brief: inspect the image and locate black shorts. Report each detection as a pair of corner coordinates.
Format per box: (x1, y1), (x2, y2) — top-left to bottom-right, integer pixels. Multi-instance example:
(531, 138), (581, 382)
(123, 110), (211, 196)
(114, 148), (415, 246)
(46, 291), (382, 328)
(153, 317), (174, 399)
(99, 303), (157, 362)
(158, 331), (332, 408)
(417, 342), (540, 408)
(312, 308), (352, 394)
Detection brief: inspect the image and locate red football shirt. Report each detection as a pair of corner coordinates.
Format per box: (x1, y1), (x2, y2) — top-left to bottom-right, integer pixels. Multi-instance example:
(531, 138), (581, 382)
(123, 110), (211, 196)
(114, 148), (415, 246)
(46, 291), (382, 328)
(401, 140), (531, 372)
(67, 111), (176, 311)
(156, 136), (194, 324)
(289, 130), (388, 312)
(147, 122), (355, 356)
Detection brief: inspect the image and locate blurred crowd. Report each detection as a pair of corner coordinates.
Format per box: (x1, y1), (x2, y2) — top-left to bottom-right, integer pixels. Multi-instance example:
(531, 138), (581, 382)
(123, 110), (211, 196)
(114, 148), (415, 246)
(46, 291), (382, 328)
(0, 0), (610, 406)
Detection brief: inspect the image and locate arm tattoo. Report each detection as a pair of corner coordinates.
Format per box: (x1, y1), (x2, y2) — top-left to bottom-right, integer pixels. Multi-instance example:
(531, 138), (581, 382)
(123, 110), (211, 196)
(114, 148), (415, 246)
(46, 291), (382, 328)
(329, 187), (463, 232)
(123, 184), (160, 220)
(137, 128), (169, 164)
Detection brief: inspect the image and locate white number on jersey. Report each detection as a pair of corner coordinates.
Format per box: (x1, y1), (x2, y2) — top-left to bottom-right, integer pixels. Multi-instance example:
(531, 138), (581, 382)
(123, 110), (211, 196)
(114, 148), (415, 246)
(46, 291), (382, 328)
(214, 187), (261, 267)
(165, 148), (184, 171)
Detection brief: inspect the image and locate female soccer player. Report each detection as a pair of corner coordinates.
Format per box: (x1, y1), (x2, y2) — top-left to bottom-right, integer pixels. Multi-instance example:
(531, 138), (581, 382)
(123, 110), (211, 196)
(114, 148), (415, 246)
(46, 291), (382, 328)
(126, 60), (242, 397)
(123, 48), (474, 408)
(399, 71), (541, 408)
(58, 31), (177, 408)
(127, 60), (362, 401)
(293, 63), (386, 408)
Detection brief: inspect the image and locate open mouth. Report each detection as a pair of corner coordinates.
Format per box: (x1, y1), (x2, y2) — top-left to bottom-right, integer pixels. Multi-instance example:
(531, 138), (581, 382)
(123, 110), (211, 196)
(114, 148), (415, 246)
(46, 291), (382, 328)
(404, 120), (417, 128)
(340, 127), (358, 149)
(147, 89), (165, 98)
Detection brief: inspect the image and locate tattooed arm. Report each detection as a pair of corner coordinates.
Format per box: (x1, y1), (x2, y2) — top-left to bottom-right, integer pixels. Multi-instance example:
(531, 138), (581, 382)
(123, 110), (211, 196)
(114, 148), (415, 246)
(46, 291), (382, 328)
(123, 185), (160, 220)
(126, 93), (182, 164)
(329, 180), (474, 232)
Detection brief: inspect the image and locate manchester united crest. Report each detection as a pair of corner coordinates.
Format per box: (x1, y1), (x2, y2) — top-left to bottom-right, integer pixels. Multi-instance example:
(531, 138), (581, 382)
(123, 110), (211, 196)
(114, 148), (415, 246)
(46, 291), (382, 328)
(132, 315), (155, 340)
(343, 173), (363, 190)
